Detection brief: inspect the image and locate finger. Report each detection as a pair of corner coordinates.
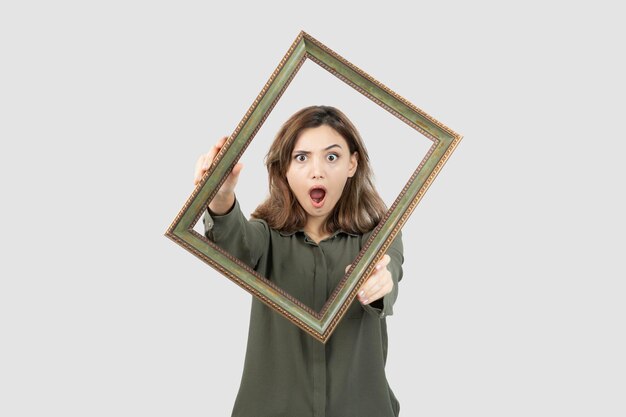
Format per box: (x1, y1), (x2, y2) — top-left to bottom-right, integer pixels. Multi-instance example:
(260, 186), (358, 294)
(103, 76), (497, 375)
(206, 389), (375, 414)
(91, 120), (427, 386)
(230, 162), (244, 178)
(194, 156), (203, 185)
(358, 257), (388, 296)
(374, 254), (391, 271)
(205, 136), (228, 165)
(360, 272), (392, 304)
(194, 137), (228, 185)
(359, 267), (391, 299)
(197, 139), (226, 180)
(357, 274), (379, 300)
(209, 136), (229, 166)
(344, 264), (352, 273)
(362, 280), (393, 305)
(194, 154), (210, 185)
(204, 146), (219, 170)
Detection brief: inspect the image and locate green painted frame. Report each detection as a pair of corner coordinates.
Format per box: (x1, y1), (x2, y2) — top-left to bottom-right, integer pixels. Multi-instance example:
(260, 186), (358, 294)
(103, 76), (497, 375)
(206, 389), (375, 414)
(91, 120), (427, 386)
(165, 31), (462, 343)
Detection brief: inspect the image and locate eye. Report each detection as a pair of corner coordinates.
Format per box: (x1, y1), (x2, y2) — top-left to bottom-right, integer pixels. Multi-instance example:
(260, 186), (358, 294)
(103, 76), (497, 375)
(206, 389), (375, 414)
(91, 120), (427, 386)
(327, 153), (338, 162)
(295, 154), (307, 162)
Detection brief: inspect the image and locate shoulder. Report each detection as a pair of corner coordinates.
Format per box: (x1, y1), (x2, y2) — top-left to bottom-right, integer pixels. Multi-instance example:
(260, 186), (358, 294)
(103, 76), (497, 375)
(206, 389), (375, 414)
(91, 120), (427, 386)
(360, 226), (403, 252)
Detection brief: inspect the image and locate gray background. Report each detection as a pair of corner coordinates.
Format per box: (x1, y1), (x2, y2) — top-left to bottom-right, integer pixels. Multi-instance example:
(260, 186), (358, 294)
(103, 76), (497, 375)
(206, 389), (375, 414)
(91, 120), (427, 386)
(1, 1), (624, 416)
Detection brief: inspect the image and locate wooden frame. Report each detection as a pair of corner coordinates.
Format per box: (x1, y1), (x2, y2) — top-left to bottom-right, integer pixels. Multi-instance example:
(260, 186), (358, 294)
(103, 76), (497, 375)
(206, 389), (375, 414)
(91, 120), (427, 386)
(165, 31), (462, 343)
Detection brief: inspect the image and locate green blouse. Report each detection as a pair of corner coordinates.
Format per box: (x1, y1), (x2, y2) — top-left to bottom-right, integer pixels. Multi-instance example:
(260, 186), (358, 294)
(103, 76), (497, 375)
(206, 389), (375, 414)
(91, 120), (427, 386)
(204, 196), (404, 417)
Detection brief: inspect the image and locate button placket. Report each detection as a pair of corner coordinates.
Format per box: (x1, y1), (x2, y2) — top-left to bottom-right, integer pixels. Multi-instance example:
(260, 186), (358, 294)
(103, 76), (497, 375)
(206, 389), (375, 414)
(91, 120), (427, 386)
(312, 244), (327, 416)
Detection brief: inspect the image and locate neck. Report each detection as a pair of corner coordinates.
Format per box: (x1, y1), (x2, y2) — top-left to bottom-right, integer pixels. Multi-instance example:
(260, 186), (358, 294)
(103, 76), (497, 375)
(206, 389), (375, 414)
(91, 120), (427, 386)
(304, 216), (328, 239)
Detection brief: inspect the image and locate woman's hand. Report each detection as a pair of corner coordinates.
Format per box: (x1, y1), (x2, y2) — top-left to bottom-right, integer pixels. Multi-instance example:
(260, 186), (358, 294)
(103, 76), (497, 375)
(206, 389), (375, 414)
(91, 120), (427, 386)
(193, 136), (244, 215)
(345, 254), (393, 306)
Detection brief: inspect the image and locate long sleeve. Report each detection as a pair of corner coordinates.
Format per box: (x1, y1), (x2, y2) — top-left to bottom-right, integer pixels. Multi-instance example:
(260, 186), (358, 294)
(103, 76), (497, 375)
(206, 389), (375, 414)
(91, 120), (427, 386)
(203, 195), (269, 270)
(210, 212), (402, 416)
(362, 230), (404, 319)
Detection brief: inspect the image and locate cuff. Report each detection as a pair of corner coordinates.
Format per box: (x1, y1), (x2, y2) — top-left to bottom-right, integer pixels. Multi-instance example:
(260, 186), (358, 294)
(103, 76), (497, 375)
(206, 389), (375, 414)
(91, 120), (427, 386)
(362, 295), (390, 319)
(203, 196), (238, 240)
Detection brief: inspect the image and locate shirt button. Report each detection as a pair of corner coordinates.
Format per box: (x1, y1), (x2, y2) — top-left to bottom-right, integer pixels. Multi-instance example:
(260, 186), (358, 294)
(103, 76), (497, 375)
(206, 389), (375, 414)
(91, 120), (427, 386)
(206, 222), (213, 228)
(380, 312), (386, 318)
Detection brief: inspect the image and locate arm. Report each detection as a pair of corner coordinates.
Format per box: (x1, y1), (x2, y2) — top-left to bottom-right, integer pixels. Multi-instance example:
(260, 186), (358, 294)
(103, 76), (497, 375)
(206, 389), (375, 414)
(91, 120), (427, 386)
(195, 139), (267, 268)
(204, 195), (269, 270)
(362, 230), (404, 319)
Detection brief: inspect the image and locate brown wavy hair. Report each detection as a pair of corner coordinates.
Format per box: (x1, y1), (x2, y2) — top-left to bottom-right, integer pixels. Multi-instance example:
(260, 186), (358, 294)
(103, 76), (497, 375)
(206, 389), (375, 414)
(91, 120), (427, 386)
(250, 105), (387, 235)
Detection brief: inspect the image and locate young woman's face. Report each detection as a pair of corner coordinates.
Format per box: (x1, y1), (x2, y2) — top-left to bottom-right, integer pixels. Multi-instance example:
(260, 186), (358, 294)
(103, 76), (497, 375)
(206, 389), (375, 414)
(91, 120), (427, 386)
(286, 125), (358, 224)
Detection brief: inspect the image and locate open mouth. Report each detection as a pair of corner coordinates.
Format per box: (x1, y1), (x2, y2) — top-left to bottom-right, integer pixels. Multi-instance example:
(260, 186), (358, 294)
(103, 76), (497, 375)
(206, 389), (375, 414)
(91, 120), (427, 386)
(309, 186), (327, 208)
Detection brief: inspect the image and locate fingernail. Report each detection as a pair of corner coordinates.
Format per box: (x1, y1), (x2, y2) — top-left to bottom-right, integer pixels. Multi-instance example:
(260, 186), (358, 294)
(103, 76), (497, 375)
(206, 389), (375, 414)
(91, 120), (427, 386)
(359, 291), (364, 297)
(363, 299), (369, 304)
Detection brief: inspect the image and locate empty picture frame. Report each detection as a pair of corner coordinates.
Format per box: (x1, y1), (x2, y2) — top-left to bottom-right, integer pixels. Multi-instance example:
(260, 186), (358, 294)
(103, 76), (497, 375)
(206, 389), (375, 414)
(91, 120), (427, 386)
(165, 30), (462, 343)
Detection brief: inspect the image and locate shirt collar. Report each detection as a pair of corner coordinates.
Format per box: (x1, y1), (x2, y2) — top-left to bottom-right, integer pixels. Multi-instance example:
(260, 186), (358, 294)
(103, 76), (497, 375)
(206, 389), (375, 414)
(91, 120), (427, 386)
(279, 228), (359, 238)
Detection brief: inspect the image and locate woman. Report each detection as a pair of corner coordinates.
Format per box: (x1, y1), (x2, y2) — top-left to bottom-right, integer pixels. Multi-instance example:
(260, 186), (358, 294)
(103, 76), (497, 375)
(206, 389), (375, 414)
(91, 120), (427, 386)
(194, 105), (404, 416)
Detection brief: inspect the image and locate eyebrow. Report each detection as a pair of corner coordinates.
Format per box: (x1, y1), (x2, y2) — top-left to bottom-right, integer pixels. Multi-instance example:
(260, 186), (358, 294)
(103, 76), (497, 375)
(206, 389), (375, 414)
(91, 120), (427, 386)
(292, 144), (343, 155)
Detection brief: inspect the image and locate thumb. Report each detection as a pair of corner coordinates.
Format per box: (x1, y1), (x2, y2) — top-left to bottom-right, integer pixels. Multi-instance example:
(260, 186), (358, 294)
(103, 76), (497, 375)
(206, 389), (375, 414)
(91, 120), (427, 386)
(344, 264), (352, 273)
(232, 162), (244, 177)
(227, 163), (244, 182)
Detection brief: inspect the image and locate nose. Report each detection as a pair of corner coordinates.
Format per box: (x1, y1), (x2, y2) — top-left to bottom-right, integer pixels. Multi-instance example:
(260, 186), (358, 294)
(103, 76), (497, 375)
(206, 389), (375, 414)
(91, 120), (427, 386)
(310, 155), (325, 179)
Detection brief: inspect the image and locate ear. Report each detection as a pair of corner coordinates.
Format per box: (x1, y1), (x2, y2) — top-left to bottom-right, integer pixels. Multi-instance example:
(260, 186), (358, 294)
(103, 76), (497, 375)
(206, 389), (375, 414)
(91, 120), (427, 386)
(348, 151), (358, 178)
